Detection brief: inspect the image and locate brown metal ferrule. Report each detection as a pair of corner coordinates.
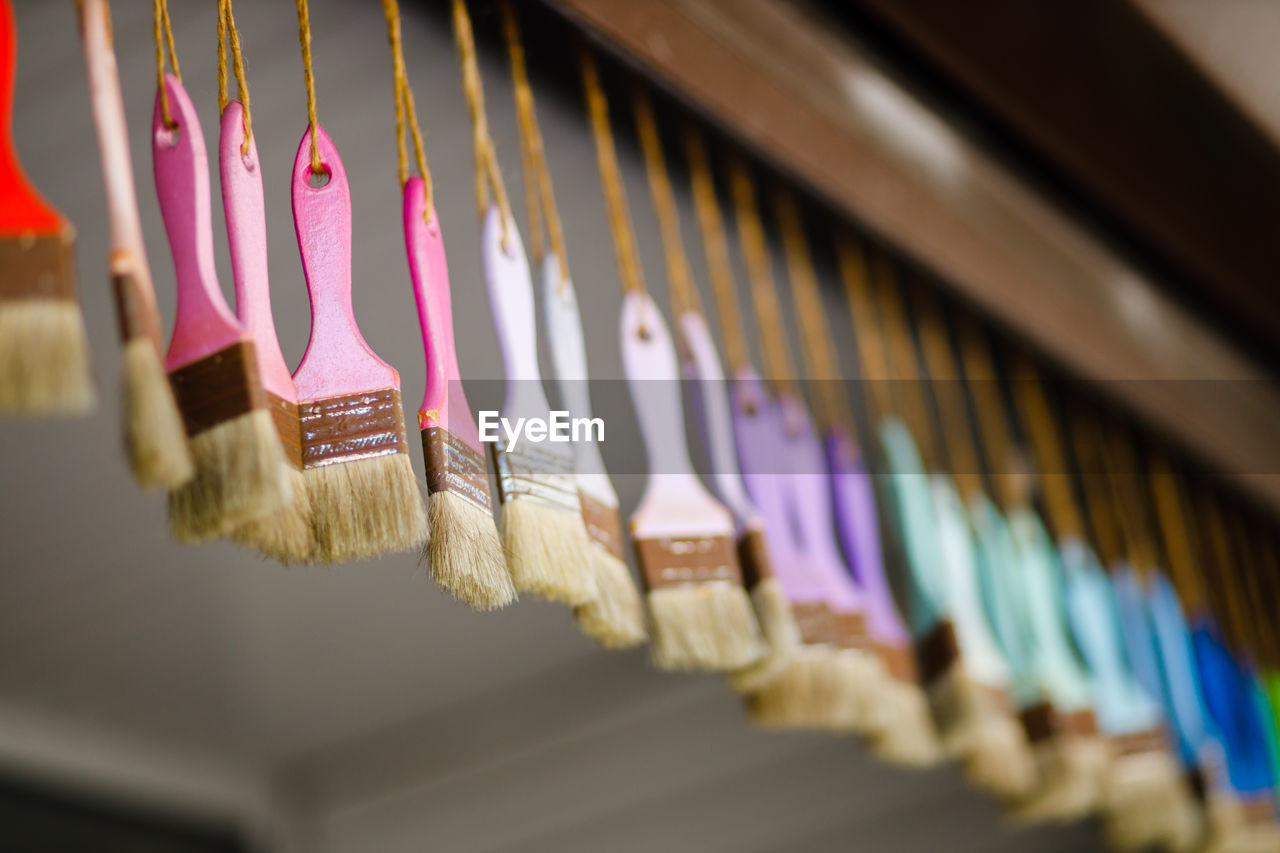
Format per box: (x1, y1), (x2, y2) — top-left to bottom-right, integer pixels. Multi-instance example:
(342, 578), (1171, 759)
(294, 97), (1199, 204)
(299, 388), (410, 468)
(1112, 727), (1167, 758)
(791, 600), (834, 645)
(0, 227), (77, 301)
(736, 526), (774, 588)
(633, 533), (743, 592)
(875, 641), (920, 683)
(265, 392), (303, 469)
(422, 426), (493, 513)
(915, 619), (961, 685)
(109, 250), (162, 349)
(1018, 702), (1098, 744)
(490, 440), (580, 513)
(580, 491), (624, 560)
(830, 610), (870, 651)
(167, 341), (266, 437)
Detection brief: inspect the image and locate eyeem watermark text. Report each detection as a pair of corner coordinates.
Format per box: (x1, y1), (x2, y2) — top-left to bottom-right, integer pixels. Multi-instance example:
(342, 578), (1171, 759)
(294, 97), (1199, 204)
(477, 411), (604, 451)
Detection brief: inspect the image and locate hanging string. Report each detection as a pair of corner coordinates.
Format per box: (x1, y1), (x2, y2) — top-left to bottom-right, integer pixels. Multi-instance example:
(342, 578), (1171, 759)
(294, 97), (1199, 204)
(1094, 413), (1164, 576)
(1006, 352), (1085, 542)
(685, 127), (749, 373)
(837, 235), (893, 420)
(633, 87), (702, 320)
(1224, 506), (1268, 663)
(216, 0), (252, 155)
(580, 47), (646, 304)
(728, 158), (798, 397)
(1195, 485), (1252, 656)
(501, 1), (566, 282)
(295, 0), (323, 175)
(955, 310), (1023, 509)
(772, 188), (852, 434)
(910, 281), (987, 501)
(381, 0), (432, 210)
(153, 0), (180, 130)
(871, 261), (940, 471)
(452, 0), (512, 244)
(1145, 450), (1209, 616)
(1064, 402), (1132, 570)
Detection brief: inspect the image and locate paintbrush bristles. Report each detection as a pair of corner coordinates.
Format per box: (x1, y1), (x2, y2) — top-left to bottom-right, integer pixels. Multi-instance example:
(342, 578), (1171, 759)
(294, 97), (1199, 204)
(961, 714), (1037, 801)
(1010, 735), (1109, 824)
(746, 649), (840, 728)
(869, 679), (942, 768)
(0, 300), (95, 416)
(1103, 751), (1203, 852)
(229, 466), (314, 563)
(307, 452), (428, 563)
(121, 337), (193, 487)
(503, 498), (597, 605)
(168, 409), (292, 542)
(647, 583), (764, 671)
(574, 548), (648, 648)
(728, 578), (803, 693)
(427, 490), (515, 610)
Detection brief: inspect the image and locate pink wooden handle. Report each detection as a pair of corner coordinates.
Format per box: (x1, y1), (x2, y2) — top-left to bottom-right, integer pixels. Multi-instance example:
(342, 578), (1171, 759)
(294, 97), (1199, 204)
(220, 101), (295, 403)
(290, 124), (396, 398)
(403, 178), (480, 449)
(152, 73), (243, 370)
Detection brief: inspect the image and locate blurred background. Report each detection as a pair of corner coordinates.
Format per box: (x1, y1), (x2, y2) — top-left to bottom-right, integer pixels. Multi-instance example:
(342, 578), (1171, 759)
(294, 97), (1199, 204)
(3, 1), (1279, 850)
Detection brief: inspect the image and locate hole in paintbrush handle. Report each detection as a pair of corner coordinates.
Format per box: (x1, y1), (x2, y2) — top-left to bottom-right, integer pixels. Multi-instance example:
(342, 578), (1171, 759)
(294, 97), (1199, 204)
(307, 166), (331, 188)
(155, 124), (181, 149)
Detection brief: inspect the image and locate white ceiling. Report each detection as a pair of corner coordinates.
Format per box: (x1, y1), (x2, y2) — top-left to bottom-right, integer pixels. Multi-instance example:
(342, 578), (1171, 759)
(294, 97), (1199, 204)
(0, 2), (1104, 851)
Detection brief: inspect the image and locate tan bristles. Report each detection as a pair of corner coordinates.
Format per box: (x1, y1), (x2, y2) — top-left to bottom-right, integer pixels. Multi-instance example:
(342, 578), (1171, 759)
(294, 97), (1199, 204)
(647, 582), (764, 671)
(229, 465), (315, 563)
(961, 712), (1037, 801)
(827, 647), (881, 734)
(502, 498), (597, 605)
(426, 490), (516, 610)
(728, 578), (803, 693)
(1010, 734), (1109, 824)
(926, 660), (1010, 759)
(869, 677), (943, 768)
(167, 409), (292, 542)
(1204, 793), (1280, 853)
(574, 546), (648, 648)
(0, 299), (95, 416)
(1103, 750), (1203, 853)
(120, 338), (193, 488)
(307, 452), (428, 563)
(746, 646), (840, 728)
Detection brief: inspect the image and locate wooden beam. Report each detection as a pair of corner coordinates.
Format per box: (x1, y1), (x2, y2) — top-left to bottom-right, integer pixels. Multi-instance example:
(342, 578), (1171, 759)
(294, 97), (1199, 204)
(549, 0), (1280, 514)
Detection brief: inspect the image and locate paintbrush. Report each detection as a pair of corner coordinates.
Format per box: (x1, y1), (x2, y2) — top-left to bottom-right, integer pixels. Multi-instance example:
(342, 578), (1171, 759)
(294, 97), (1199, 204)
(774, 193), (938, 763)
(454, 0), (594, 605)
(0, 0), (94, 416)
(1016, 366), (1199, 848)
(858, 253), (1033, 791)
(220, 98), (313, 563)
(289, 122), (427, 562)
(152, 72), (291, 542)
(638, 105), (804, 685)
(78, 0), (190, 486)
(582, 49), (761, 669)
(503, 2), (642, 636)
(953, 312), (1108, 822)
(680, 125), (805, 694)
(404, 182), (513, 608)
(728, 163), (879, 733)
(383, 0), (511, 608)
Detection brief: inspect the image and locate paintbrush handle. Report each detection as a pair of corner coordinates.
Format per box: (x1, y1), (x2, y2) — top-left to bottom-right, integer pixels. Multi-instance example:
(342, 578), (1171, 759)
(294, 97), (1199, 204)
(678, 311), (757, 529)
(827, 428), (908, 642)
(152, 73), (243, 370)
(291, 124), (395, 397)
(481, 204), (546, 399)
(403, 179), (480, 448)
(0, 1), (59, 233)
(621, 290), (695, 480)
(220, 102), (294, 403)
(541, 251), (617, 505)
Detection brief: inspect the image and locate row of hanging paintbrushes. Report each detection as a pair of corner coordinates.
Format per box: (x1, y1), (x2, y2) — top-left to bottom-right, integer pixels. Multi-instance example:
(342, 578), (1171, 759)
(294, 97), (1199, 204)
(2, 0), (1279, 849)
